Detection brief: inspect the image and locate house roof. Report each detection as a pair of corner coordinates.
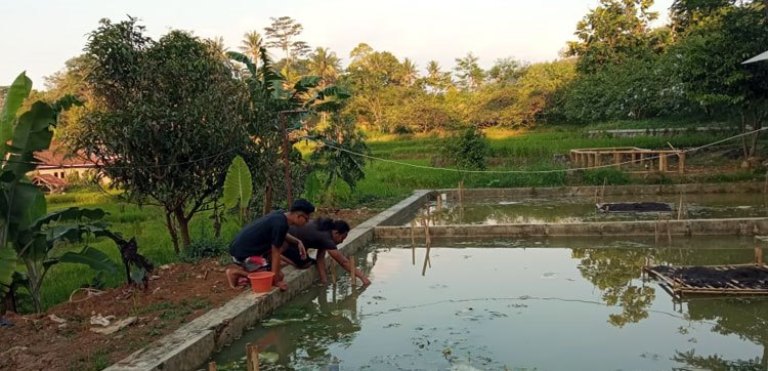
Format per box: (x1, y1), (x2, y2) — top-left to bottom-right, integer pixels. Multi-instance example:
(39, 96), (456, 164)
(34, 141), (101, 169)
(31, 173), (68, 190)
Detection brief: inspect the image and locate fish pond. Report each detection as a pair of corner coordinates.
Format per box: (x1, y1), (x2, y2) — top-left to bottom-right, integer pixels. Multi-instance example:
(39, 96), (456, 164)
(211, 236), (768, 370)
(414, 192), (768, 226)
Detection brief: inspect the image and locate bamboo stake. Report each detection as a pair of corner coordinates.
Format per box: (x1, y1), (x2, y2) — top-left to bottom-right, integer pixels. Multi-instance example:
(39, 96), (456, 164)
(410, 220), (416, 265)
(421, 217), (432, 276)
(677, 191), (684, 220)
(654, 214), (660, 244)
(756, 245), (764, 266)
(666, 218), (672, 244)
(208, 362), (217, 371)
(601, 177), (607, 204)
(349, 254), (356, 288)
(246, 343), (260, 371)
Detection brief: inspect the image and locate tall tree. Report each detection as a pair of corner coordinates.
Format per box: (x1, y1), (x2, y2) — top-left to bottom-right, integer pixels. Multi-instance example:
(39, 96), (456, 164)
(424, 60), (453, 93)
(264, 16), (310, 64)
(401, 58), (419, 86)
(240, 30), (264, 63)
(308, 47), (342, 86)
(77, 18), (249, 252)
(566, 0), (661, 73)
(454, 52), (485, 91)
(488, 57), (524, 86)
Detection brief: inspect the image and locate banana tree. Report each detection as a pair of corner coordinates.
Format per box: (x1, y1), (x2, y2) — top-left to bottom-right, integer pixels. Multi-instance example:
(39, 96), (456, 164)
(228, 50), (355, 209)
(0, 72), (118, 313)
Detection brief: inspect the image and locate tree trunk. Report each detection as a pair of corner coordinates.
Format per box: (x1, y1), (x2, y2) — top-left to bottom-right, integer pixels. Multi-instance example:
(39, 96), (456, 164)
(213, 203), (222, 239)
(165, 210), (180, 254)
(174, 207), (191, 249)
(263, 181), (273, 216)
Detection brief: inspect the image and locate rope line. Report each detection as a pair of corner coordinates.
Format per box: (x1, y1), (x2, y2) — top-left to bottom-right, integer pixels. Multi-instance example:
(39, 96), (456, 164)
(318, 127), (768, 174)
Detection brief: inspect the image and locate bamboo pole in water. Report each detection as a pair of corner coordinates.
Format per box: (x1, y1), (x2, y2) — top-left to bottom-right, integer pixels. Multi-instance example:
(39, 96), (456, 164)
(410, 220), (416, 265)
(246, 343), (260, 371)
(666, 218), (672, 244)
(421, 217), (432, 276)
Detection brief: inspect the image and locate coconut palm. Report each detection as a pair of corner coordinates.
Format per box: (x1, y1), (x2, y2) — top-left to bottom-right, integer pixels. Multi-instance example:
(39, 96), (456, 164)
(240, 31), (263, 64)
(401, 58), (418, 86)
(308, 47), (341, 86)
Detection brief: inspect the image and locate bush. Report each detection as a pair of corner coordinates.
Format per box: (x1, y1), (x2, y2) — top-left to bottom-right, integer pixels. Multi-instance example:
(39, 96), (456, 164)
(440, 127), (491, 170)
(180, 237), (229, 263)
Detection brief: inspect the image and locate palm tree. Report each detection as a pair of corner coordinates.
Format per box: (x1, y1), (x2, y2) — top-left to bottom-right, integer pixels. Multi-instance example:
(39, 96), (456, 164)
(401, 58), (418, 86)
(308, 47), (341, 86)
(425, 60), (452, 93)
(240, 31), (263, 64)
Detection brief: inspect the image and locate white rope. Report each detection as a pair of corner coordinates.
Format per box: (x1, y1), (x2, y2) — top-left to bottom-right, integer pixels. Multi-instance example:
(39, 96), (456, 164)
(316, 127), (768, 174)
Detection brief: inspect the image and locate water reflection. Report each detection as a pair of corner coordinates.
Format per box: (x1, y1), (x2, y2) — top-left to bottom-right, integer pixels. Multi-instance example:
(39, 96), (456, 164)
(674, 298), (768, 370)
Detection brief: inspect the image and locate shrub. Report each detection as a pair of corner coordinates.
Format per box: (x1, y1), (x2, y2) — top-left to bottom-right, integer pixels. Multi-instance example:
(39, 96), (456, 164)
(180, 237), (229, 263)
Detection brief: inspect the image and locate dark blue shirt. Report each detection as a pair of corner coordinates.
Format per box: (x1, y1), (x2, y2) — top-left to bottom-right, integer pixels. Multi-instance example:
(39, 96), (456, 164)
(229, 211), (288, 260)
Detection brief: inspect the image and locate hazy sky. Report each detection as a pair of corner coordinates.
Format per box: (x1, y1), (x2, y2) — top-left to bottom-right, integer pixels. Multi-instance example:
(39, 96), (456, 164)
(1, 0), (673, 87)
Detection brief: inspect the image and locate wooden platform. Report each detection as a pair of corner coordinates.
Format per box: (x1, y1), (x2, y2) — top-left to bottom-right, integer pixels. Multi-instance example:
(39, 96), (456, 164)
(644, 263), (768, 299)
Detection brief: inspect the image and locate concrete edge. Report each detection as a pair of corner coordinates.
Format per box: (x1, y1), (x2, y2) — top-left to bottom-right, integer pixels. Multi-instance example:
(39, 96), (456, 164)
(374, 218), (768, 239)
(426, 182), (766, 199)
(104, 190), (433, 371)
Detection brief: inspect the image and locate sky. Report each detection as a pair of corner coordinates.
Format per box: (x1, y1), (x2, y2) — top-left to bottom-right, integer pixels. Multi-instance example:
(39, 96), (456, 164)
(0, 0), (673, 88)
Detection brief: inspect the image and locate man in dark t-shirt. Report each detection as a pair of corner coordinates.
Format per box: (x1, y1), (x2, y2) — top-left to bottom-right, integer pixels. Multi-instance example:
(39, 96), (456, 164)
(226, 199), (315, 291)
(282, 218), (371, 286)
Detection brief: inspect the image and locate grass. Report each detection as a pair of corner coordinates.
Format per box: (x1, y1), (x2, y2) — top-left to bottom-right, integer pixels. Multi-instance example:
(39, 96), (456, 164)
(37, 188), (242, 310)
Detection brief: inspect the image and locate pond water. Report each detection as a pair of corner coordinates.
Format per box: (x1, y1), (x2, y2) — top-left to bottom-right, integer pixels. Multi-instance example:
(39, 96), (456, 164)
(411, 193), (768, 226)
(211, 237), (768, 370)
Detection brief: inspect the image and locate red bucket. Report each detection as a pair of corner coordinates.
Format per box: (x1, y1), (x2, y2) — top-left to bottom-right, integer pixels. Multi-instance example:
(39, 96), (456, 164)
(247, 272), (275, 293)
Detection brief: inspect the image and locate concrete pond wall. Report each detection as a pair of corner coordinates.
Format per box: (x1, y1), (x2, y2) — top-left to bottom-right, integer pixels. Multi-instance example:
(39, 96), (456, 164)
(105, 182), (766, 370)
(104, 191), (431, 371)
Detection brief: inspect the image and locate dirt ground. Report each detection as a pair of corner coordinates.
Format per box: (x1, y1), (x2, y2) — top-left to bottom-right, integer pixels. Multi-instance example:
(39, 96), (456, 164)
(0, 208), (379, 371)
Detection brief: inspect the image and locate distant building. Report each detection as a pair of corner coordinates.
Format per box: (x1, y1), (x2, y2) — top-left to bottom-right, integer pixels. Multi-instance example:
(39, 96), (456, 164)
(30, 141), (107, 193)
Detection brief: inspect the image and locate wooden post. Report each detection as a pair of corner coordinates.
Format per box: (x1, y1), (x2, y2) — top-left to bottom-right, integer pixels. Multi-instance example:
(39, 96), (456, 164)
(677, 192), (684, 221)
(421, 218), (432, 276)
(613, 152), (621, 167)
(666, 219), (672, 244)
(410, 220), (416, 265)
(659, 152), (667, 172)
(208, 362), (217, 371)
(246, 343), (260, 371)
(756, 245), (764, 266)
(678, 152), (685, 175)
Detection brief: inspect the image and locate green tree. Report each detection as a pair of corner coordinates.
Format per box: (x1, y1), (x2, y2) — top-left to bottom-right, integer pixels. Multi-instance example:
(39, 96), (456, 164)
(454, 52), (485, 91)
(566, 0), (661, 73)
(76, 18), (249, 252)
(240, 30), (264, 63)
(488, 57), (524, 86)
(308, 47), (342, 87)
(264, 16), (310, 66)
(670, 1), (768, 157)
(423, 60), (453, 93)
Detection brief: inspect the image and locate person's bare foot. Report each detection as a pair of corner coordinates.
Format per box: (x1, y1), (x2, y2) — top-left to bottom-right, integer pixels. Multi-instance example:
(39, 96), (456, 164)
(361, 277), (372, 286)
(225, 268), (238, 289)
